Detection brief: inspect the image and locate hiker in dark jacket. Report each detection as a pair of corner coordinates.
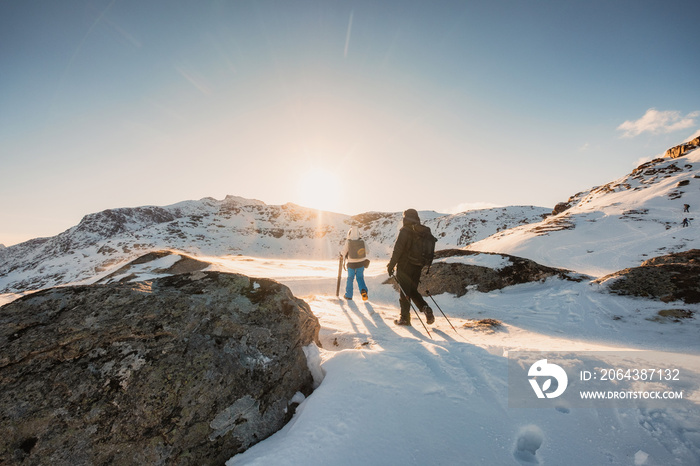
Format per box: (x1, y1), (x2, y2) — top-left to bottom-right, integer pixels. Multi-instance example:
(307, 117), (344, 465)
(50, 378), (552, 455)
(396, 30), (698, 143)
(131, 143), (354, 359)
(387, 209), (434, 326)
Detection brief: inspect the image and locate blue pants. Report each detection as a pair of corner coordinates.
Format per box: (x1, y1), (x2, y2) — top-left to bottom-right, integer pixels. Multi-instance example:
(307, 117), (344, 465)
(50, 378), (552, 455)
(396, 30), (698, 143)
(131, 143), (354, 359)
(345, 266), (367, 298)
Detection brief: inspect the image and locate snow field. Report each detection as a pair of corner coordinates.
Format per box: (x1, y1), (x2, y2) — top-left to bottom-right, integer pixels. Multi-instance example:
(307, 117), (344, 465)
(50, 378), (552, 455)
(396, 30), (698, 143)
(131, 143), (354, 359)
(219, 258), (700, 465)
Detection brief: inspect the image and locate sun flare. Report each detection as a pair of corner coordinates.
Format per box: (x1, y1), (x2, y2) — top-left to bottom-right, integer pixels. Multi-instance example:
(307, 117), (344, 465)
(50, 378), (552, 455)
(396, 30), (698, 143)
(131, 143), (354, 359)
(297, 167), (343, 212)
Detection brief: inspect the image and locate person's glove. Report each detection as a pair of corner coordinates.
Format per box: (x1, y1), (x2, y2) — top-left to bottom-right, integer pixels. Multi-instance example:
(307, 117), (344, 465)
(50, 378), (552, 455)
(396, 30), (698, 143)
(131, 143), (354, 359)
(387, 265), (394, 277)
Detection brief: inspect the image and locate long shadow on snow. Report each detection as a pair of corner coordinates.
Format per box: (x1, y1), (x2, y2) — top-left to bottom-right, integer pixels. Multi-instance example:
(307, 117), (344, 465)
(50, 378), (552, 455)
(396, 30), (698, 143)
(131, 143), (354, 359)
(339, 299), (396, 338)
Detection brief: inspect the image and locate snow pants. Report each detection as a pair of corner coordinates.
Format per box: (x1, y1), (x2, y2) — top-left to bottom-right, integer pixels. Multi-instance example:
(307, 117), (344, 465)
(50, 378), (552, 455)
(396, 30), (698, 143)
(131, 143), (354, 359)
(345, 265), (367, 299)
(396, 263), (428, 321)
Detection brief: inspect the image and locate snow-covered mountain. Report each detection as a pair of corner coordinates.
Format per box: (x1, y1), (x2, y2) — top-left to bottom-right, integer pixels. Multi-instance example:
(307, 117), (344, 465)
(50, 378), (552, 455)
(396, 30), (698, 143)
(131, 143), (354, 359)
(0, 197), (548, 293)
(4, 140), (699, 293)
(471, 148), (700, 277)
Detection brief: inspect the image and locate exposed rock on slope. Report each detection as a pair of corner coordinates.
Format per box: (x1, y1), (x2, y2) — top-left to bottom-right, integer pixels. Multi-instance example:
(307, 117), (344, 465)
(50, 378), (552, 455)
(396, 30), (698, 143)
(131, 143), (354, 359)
(0, 271), (321, 465)
(665, 136), (700, 159)
(414, 250), (584, 297)
(595, 249), (700, 303)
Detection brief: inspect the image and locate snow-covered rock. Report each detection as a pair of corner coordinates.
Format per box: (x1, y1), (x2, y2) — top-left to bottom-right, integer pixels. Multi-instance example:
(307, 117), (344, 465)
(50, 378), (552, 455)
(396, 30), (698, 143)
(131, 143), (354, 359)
(94, 250), (211, 284)
(417, 250), (585, 297)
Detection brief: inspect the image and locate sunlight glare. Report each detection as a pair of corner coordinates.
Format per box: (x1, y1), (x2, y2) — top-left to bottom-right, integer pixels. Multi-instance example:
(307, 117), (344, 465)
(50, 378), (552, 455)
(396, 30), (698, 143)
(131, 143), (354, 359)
(297, 167), (343, 212)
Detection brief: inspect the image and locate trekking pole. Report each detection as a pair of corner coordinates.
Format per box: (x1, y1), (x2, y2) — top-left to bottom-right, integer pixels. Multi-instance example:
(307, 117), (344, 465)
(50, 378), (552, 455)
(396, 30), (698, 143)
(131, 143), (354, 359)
(393, 276), (432, 339)
(335, 253), (343, 297)
(425, 289), (457, 332)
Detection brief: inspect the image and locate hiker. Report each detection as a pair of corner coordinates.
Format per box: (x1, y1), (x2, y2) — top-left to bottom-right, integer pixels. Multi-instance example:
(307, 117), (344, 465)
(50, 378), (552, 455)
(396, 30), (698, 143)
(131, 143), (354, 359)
(387, 209), (434, 326)
(684, 204), (690, 213)
(341, 226), (369, 301)
(682, 218), (690, 227)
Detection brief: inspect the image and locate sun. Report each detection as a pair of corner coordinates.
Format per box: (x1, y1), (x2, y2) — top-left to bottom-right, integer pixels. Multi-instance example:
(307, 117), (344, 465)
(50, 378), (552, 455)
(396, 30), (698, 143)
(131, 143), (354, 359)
(297, 167), (343, 212)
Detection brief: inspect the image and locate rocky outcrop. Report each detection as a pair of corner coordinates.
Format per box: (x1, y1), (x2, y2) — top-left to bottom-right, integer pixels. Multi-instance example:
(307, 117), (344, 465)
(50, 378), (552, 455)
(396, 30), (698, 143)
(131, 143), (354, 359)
(551, 202), (571, 215)
(665, 137), (700, 159)
(0, 271), (321, 465)
(96, 250), (211, 284)
(596, 250), (700, 303)
(414, 250), (584, 297)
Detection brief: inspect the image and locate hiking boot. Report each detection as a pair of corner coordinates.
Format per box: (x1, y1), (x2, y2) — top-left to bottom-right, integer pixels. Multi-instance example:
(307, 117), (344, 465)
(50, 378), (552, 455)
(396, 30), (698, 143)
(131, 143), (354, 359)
(361, 290), (368, 301)
(422, 305), (435, 325)
(344, 295), (353, 300)
(394, 318), (411, 326)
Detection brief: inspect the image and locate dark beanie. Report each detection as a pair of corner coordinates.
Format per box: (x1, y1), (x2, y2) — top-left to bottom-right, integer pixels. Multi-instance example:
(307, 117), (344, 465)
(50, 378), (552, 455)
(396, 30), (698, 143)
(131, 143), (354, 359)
(403, 208), (420, 224)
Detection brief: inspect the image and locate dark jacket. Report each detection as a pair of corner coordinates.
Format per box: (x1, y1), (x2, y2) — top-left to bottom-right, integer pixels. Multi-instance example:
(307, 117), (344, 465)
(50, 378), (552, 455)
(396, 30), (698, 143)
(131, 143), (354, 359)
(388, 225), (415, 271)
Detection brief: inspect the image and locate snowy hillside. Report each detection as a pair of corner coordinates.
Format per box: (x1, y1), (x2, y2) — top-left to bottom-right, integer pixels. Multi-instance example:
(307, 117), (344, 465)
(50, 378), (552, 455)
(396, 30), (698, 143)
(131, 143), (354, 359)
(470, 150), (700, 277)
(0, 198), (547, 293)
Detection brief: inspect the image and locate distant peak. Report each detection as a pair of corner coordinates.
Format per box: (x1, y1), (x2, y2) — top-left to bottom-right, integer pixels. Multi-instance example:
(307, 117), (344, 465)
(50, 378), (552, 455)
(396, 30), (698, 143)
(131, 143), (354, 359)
(222, 195), (267, 206)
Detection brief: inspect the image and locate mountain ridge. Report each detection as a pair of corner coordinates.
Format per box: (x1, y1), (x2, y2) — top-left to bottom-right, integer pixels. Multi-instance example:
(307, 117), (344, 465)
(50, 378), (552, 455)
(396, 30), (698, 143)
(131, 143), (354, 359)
(3, 143), (699, 292)
(0, 199), (548, 293)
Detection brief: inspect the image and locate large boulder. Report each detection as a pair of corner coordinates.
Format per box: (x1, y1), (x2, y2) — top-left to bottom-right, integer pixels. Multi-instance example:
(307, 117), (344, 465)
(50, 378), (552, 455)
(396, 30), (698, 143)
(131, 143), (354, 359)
(596, 249), (700, 303)
(0, 271), (321, 465)
(415, 250), (584, 297)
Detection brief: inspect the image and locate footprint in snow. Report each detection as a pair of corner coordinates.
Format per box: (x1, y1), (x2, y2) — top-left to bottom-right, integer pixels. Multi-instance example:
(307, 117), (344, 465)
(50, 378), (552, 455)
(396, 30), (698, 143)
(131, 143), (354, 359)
(555, 402), (570, 414)
(514, 425), (544, 464)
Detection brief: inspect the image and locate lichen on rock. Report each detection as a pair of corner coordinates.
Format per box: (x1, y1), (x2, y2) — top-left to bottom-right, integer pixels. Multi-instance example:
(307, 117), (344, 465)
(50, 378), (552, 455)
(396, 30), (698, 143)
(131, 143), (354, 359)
(0, 271), (321, 465)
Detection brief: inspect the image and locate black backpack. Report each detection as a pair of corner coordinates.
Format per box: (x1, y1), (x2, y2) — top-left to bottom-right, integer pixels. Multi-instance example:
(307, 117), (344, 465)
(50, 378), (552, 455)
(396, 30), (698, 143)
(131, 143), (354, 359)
(408, 224), (437, 268)
(347, 239), (366, 260)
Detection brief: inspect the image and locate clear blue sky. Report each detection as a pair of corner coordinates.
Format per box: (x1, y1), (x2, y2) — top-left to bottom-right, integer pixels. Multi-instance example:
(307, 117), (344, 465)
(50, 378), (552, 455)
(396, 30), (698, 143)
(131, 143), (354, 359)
(1, 0), (699, 246)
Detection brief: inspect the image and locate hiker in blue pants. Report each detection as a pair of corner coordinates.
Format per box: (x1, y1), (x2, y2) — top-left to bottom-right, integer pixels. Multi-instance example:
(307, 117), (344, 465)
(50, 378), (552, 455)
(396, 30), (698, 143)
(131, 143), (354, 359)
(341, 226), (369, 301)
